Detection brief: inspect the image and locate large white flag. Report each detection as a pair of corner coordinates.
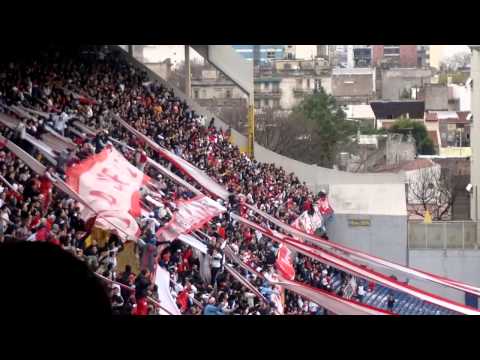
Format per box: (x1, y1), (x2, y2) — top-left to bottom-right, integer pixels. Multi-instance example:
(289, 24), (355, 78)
(66, 146), (149, 240)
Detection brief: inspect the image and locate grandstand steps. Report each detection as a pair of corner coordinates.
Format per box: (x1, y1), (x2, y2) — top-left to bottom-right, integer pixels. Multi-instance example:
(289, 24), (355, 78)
(329, 278), (455, 315)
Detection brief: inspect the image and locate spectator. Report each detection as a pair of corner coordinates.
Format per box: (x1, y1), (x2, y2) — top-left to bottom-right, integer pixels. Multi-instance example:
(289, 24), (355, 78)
(203, 297), (224, 315)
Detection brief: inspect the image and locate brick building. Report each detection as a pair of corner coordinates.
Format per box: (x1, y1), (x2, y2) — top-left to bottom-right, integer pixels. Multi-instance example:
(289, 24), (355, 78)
(372, 45), (418, 67)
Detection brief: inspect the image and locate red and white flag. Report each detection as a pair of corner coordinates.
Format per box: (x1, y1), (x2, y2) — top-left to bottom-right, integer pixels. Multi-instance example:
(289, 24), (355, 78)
(275, 244), (295, 281)
(291, 207), (323, 235)
(66, 146), (150, 240)
(156, 195), (225, 242)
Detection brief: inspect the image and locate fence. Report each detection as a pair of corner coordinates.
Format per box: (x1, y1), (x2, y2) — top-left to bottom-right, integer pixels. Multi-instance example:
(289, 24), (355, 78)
(408, 221), (478, 249)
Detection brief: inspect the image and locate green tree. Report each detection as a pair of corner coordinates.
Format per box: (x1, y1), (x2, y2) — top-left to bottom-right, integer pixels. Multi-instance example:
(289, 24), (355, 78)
(390, 117), (435, 155)
(291, 88), (357, 167)
(255, 88), (356, 168)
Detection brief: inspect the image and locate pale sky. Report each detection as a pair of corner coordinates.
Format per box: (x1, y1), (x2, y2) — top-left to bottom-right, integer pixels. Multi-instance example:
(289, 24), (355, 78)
(142, 45), (471, 65)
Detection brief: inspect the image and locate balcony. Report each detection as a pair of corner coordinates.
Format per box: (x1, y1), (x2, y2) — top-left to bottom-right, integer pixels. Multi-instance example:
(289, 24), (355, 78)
(254, 89), (282, 99)
(293, 88), (314, 97)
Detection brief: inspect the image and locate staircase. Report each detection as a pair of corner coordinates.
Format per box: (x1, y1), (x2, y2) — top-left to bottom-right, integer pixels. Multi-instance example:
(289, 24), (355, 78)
(329, 273), (457, 315)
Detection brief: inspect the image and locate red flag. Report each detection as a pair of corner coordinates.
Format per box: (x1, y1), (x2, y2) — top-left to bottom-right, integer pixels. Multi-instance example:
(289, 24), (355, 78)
(275, 244), (295, 281)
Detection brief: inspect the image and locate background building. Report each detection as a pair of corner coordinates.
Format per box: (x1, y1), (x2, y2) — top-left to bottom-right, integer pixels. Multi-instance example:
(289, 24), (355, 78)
(331, 68), (376, 105)
(254, 58), (331, 111)
(417, 45), (430, 68)
(372, 45), (418, 68)
(233, 45), (285, 64)
(353, 46), (372, 67)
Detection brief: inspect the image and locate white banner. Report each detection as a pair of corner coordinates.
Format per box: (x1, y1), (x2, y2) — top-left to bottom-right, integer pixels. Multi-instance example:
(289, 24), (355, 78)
(154, 267), (181, 315)
(291, 208), (323, 235)
(178, 234), (208, 254)
(66, 146), (148, 241)
(156, 195), (225, 242)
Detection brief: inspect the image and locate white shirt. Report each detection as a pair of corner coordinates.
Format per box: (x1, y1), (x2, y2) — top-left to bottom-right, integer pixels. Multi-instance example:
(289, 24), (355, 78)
(358, 285), (366, 296)
(211, 253), (223, 268)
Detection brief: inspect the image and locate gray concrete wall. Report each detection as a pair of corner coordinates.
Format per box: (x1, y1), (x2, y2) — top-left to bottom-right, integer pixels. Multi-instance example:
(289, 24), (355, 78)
(409, 249), (480, 305)
(424, 84), (448, 111)
(254, 144), (406, 193)
(381, 68), (432, 100)
(329, 214), (408, 265)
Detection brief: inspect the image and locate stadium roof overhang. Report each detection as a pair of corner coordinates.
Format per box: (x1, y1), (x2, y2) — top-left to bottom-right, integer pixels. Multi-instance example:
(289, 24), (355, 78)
(191, 45), (254, 101)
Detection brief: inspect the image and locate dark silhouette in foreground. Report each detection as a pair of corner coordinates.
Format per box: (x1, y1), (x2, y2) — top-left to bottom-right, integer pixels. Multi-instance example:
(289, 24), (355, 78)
(0, 242), (111, 317)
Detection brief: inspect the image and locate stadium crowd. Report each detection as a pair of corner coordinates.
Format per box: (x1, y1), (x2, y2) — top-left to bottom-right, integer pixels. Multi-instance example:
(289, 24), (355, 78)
(0, 45), (391, 315)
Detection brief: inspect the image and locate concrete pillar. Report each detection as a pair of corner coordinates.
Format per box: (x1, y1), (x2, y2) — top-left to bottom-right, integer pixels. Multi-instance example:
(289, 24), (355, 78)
(184, 45), (191, 97)
(470, 47), (480, 241)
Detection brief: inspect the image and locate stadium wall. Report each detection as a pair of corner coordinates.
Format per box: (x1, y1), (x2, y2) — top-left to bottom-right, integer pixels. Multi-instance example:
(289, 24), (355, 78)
(408, 250), (480, 306)
(328, 183), (408, 266)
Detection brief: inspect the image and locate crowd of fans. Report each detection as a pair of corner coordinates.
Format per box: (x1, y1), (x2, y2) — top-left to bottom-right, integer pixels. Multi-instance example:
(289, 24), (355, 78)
(0, 45), (394, 315)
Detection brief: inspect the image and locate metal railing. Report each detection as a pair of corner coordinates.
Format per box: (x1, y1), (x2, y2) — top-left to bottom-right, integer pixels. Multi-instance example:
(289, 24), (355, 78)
(408, 221), (478, 250)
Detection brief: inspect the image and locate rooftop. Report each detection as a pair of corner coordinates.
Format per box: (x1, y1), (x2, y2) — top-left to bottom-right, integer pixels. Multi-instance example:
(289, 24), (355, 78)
(370, 100), (425, 119)
(373, 158), (437, 173)
(332, 67), (374, 76)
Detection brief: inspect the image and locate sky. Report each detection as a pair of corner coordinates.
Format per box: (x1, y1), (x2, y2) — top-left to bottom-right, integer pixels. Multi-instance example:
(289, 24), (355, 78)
(142, 45), (471, 66)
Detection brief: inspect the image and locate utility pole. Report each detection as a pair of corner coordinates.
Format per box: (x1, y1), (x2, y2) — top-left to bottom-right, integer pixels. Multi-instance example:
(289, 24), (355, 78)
(184, 45), (191, 97)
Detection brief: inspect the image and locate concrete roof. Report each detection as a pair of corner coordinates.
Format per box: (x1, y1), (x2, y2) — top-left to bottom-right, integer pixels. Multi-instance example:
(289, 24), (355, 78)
(329, 183), (407, 216)
(344, 104), (375, 119)
(332, 68), (374, 75)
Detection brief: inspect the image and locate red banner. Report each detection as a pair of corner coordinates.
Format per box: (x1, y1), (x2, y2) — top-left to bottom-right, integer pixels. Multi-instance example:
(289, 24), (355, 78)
(156, 195), (225, 242)
(276, 244), (295, 281)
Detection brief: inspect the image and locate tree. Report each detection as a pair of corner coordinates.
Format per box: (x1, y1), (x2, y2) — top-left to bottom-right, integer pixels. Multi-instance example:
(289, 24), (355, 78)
(408, 166), (456, 220)
(440, 51), (471, 71)
(290, 88), (357, 167)
(255, 88), (356, 168)
(389, 117), (434, 155)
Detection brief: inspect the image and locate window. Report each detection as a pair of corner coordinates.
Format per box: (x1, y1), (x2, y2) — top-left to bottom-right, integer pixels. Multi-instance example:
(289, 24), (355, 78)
(226, 89), (232, 98)
(296, 78), (303, 88)
(254, 99), (260, 108)
(263, 82), (270, 91)
(272, 83), (280, 93)
(267, 51), (276, 59)
(273, 99), (280, 108)
(194, 89), (199, 99)
(307, 79), (311, 89)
